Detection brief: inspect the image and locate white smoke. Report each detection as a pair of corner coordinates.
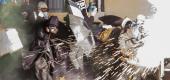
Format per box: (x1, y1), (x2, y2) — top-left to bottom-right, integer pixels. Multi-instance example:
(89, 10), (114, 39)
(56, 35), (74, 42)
(136, 0), (170, 67)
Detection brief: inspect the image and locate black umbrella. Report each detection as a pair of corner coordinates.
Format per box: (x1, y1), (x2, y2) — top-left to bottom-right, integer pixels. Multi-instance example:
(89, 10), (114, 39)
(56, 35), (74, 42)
(99, 15), (123, 27)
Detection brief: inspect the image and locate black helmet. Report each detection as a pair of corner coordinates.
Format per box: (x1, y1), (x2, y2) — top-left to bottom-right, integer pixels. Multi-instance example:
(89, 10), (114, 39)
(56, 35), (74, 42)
(48, 16), (59, 27)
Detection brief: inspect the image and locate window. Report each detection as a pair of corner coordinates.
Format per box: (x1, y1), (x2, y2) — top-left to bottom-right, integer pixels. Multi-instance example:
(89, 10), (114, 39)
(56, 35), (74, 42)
(45, 0), (65, 12)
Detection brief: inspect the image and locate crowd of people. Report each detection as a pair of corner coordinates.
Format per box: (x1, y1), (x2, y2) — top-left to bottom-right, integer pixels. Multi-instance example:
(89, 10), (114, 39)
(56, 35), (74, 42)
(21, 0), (147, 80)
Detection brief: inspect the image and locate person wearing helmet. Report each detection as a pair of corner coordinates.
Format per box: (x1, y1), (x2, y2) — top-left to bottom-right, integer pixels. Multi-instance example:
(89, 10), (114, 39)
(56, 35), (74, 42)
(25, 1), (49, 40)
(121, 17), (132, 32)
(45, 16), (59, 34)
(136, 14), (146, 25)
(130, 14), (146, 43)
(38, 1), (48, 19)
(32, 1), (48, 21)
(23, 16), (74, 80)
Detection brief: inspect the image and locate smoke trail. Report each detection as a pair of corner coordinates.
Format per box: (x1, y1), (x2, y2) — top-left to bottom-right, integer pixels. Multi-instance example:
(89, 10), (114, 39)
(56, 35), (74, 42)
(136, 0), (170, 68)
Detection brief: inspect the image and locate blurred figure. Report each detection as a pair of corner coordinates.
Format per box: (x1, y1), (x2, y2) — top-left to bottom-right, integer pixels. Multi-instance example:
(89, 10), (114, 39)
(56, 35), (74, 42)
(33, 1), (49, 33)
(23, 16), (73, 80)
(87, 2), (97, 16)
(34, 1), (49, 21)
(132, 14), (146, 40)
(22, 1), (48, 23)
(68, 1), (97, 80)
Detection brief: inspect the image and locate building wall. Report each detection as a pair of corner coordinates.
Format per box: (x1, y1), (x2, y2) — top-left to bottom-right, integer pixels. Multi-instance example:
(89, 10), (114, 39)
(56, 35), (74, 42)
(104, 0), (152, 19)
(48, 0), (91, 22)
(49, 0), (152, 22)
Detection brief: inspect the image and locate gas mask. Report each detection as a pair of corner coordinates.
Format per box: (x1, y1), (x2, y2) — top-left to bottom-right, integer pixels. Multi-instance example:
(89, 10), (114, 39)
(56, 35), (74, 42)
(46, 16), (59, 34)
(38, 9), (48, 19)
(46, 26), (58, 34)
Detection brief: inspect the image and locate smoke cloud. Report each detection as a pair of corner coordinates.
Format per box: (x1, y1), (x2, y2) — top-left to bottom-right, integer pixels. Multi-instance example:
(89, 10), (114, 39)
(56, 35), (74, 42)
(136, 0), (170, 67)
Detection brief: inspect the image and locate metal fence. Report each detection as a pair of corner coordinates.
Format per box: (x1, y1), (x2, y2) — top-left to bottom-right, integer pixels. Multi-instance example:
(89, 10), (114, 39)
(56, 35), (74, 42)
(45, 0), (65, 12)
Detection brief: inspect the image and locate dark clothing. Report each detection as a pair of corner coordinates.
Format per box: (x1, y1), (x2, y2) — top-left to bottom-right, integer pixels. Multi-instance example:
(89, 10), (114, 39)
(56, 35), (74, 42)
(99, 15), (123, 27)
(81, 9), (94, 30)
(22, 17), (74, 80)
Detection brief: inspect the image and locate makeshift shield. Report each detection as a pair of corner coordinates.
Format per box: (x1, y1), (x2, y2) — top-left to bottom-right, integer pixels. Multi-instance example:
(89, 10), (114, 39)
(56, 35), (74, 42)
(0, 28), (23, 57)
(67, 0), (96, 70)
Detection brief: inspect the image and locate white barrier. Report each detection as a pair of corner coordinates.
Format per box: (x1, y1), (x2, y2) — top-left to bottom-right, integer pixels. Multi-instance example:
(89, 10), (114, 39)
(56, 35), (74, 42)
(0, 28), (23, 57)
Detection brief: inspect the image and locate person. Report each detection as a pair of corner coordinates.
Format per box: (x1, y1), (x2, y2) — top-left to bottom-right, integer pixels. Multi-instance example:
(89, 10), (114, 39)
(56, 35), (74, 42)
(25, 1), (49, 40)
(132, 14), (146, 41)
(71, 0), (97, 28)
(67, 1), (97, 79)
(118, 15), (147, 64)
(91, 15), (139, 80)
(33, 1), (49, 21)
(22, 16), (73, 80)
(93, 15), (123, 46)
(120, 15), (146, 50)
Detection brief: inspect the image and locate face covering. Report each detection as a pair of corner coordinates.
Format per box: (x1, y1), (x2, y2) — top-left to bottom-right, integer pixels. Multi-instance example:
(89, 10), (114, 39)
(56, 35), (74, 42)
(38, 11), (48, 19)
(38, 11), (44, 17)
(43, 12), (48, 19)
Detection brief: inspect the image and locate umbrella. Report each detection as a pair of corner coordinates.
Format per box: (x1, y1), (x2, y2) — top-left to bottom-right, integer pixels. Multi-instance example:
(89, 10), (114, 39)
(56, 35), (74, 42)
(99, 15), (123, 27)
